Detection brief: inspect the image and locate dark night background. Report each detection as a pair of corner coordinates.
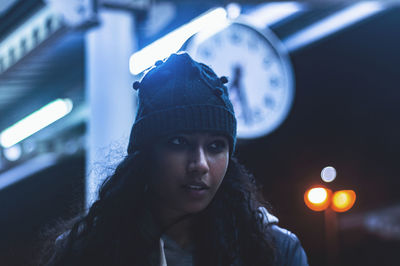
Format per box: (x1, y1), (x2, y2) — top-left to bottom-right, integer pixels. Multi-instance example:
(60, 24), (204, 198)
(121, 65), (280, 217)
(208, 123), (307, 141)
(0, 1), (399, 265)
(239, 7), (400, 265)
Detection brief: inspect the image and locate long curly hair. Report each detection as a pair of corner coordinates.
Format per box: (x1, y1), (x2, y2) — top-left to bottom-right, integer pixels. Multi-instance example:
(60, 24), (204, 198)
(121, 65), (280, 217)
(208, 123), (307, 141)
(41, 147), (276, 266)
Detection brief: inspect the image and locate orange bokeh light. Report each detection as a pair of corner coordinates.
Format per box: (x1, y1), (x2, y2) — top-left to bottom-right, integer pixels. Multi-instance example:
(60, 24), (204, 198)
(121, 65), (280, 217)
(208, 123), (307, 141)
(331, 190), (356, 212)
(304, 186), (332, 211)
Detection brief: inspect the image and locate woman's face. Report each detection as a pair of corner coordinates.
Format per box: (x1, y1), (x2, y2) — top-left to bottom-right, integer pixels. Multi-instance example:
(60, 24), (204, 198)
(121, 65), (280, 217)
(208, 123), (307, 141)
(149, 132), (229, 222)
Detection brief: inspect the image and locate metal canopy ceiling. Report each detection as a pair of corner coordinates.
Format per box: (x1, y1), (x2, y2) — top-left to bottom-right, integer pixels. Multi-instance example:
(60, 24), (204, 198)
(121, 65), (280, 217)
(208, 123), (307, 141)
(0, 0), (394, 135)
(0, 29), (85, 130)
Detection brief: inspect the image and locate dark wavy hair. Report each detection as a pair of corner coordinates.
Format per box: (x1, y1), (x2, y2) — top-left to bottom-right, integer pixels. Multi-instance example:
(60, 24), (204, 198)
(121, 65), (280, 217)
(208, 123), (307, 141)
(41, 147), (276, 266)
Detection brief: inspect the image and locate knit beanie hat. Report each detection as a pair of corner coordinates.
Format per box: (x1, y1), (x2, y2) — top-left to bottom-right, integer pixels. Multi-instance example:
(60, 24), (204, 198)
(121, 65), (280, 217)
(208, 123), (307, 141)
(127, 52), (237, 154)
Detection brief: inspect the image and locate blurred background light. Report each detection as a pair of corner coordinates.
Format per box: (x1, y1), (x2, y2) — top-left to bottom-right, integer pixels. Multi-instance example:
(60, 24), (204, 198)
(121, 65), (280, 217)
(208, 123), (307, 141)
(363, 205), (400, 240)
(283, 1), (385, 52)
(321, 166), (337, 182)
(242, 1), (304, 28)
(226, 2), (241, 20)
(129, 7), (227, 75)
(305, 186), (332, 211)
(309, 187), (328, 204)
(22, 140), (36, 154)
(332, 190), (356, 212)
(3, 144), (22, 161)
(63, 139), (80, 155)
(0, 98), (73, 148)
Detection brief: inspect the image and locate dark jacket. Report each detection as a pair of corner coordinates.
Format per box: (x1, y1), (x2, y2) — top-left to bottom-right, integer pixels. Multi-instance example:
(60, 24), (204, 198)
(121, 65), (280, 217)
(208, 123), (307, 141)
(259, 207), (309, 266)
(268, 224), (309, 266)
(158, 207), (309, 266)
(49, 208), (309, 266)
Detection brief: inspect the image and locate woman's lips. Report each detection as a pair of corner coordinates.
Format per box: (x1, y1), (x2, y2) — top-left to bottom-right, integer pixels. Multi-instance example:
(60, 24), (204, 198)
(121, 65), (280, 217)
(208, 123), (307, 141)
(181, 183), (209, 197)
(182, 184), (208, 190)
(182, 181), (210, 189)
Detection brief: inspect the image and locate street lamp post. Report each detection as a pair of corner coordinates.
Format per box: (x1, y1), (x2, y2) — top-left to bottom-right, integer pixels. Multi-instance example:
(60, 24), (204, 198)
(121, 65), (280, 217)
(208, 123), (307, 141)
(304, 186), (356, 265)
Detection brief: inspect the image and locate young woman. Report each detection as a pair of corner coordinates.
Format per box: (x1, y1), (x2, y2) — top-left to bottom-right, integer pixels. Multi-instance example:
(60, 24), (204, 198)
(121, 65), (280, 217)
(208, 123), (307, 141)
(42, 52), (308, 266)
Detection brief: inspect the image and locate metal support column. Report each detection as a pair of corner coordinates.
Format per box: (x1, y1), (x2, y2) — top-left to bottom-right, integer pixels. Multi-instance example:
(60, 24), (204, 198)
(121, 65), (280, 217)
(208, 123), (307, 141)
(85, 9), (136, 207)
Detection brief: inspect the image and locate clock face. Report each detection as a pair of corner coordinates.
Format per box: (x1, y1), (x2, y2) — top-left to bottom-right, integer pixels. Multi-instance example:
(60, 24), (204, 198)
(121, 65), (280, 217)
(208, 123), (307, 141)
(185, 22), (294, 139)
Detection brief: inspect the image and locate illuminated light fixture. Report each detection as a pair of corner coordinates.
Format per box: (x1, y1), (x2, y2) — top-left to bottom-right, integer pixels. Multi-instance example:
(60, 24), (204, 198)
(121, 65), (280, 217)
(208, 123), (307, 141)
(129, 8), (227, 75)
(331, 190), (356, 212)
(0, 6), (62, 73)
(3, 144), (22, 161)
(226, 3), (241, 20)
(321, 166), (337, 183)
(0, 98), (73, 148)
(304, 186), (332, 211)
(284, 1), (385, 52)
(243, 2), (304, 28)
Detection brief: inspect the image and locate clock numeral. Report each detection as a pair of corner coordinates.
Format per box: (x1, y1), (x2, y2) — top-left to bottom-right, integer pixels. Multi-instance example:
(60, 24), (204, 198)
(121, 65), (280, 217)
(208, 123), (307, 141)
(248, 39), (258, 51)
(264, 96), (275, 109)
(253, 108), (263, 123)
(270, 77), (280, 89)
(230, 32), (241, 45)
(200, 47), (213, 59)
(263, 57), (272, 69)
(213, 35), (222, 46)
(237, 110), (245, 122)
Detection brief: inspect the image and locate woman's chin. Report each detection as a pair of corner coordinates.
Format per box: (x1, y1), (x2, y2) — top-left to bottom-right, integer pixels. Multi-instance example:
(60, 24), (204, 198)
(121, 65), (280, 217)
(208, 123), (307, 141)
(180, 202), (210, 215)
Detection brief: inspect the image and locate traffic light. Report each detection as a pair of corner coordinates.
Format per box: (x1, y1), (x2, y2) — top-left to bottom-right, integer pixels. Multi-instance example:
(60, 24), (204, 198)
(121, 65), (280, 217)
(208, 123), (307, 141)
(304, 186), (332, 211)
(331, 190), (356, 212)
(304, 187), (356, 212)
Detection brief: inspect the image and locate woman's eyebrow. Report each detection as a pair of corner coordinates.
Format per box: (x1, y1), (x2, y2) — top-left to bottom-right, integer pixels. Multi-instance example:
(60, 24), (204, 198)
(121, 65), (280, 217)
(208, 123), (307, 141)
(208, 134), (228, 140)
(209, 133), (226, 137)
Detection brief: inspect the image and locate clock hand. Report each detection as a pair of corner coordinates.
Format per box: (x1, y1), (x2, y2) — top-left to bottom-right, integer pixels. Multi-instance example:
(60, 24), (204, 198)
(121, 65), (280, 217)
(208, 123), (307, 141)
(230, 65), (252, 125)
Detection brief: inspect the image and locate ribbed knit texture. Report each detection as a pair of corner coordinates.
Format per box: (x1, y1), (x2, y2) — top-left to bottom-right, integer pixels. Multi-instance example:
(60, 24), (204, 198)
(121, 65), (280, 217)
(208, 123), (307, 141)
(127, 52), (236, 154)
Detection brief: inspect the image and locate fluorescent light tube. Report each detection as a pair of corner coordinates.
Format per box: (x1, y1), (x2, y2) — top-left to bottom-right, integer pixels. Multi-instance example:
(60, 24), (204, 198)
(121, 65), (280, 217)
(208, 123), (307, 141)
(129, 7), (227, 75)
(283, 1), (385, 52)
(243, 2), (304, 28)
(0, 98), (73, 148)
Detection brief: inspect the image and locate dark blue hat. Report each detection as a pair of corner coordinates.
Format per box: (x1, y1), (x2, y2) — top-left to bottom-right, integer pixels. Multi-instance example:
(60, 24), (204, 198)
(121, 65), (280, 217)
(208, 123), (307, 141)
(127, 52), (236, 154)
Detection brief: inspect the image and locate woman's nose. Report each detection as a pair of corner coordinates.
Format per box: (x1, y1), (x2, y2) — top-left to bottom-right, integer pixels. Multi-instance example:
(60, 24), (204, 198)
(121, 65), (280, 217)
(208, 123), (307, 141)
(187, 147), (209, 174)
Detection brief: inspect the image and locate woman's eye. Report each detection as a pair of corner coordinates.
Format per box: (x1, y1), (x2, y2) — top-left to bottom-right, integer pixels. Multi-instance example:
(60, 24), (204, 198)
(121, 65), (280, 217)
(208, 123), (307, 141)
(168, 136), (187, 146)
(208, 140), (228, 153)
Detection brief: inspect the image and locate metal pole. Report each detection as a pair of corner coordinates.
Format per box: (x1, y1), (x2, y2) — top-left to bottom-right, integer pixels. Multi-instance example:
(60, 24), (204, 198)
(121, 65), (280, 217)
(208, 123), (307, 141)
(324, 208), (339, 266)
(85, 9), (137, 208)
